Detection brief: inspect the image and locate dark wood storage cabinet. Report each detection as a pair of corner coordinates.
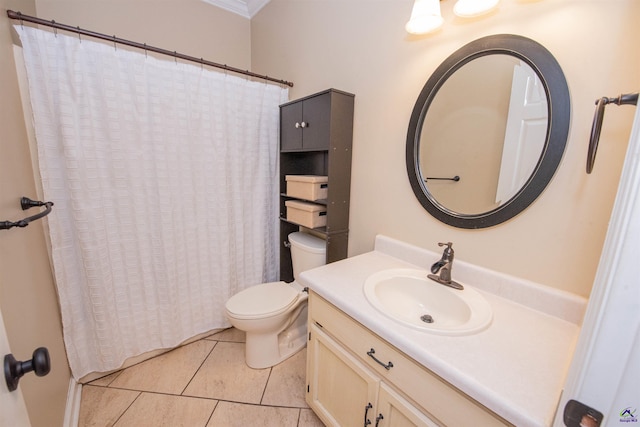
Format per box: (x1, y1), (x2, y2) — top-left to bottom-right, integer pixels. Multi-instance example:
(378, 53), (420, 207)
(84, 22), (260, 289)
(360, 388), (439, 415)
(279, 89), (355, 282)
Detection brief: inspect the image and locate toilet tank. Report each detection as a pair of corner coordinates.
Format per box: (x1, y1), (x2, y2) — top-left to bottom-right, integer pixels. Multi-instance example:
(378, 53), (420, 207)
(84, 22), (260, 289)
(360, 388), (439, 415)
(288, 232), (326, 279)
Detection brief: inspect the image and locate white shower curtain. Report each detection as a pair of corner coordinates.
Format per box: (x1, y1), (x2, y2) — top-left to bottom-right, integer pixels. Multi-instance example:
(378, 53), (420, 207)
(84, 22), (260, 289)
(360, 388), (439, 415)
(16, 25), (288, 379)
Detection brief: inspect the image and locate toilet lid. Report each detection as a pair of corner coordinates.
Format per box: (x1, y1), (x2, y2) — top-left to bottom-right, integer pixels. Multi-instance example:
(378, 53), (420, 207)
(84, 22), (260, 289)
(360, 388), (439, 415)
(226, 281), (299, 319)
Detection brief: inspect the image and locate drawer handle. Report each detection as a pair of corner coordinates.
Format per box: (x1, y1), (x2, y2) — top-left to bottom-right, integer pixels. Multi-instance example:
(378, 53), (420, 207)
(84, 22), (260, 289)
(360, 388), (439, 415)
(375, 414), (384, 427)
(364, 402), (373, 426)
(367, 348), (394, 370)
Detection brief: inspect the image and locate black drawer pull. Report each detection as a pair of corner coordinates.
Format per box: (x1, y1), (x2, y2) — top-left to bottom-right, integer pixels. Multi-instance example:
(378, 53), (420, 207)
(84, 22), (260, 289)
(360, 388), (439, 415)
(367, 348), (393, 370)
(364, 402), (373, 426)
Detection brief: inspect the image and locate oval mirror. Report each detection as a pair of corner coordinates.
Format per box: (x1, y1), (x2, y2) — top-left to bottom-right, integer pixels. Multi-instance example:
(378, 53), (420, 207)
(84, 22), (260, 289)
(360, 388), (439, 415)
(406, 34), (570, 228)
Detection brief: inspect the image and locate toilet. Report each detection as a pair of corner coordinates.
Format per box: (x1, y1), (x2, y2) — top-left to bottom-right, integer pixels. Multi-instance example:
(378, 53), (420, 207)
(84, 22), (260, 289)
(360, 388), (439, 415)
(225, 231), (326, 369)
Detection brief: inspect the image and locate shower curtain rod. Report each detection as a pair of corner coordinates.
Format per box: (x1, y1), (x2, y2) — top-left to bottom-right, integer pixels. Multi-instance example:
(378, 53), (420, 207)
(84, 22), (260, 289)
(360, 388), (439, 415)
(6, 10), (294, 87)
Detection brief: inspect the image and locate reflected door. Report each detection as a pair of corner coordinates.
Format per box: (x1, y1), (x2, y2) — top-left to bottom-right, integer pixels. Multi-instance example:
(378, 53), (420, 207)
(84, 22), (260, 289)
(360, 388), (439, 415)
(495, 63), (548, 204)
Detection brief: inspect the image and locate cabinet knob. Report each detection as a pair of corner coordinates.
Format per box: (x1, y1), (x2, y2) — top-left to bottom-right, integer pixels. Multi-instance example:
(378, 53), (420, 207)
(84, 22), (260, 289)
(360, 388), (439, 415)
(300, 121), (308, 128)
(295, 122), (300, 129)
(4, 347), (51, 392)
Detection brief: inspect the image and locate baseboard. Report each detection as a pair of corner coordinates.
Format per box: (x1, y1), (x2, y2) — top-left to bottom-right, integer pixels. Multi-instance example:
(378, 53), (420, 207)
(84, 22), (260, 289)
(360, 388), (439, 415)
(62, 378), (82, 427)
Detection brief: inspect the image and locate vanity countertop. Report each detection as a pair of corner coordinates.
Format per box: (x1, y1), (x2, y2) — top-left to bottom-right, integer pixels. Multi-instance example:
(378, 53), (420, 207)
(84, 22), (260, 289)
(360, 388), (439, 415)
(298, 235), (586, 427)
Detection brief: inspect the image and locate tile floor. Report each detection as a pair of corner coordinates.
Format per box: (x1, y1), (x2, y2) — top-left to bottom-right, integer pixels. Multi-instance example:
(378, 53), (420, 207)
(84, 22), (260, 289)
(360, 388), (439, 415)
(78, 328), (325, 427)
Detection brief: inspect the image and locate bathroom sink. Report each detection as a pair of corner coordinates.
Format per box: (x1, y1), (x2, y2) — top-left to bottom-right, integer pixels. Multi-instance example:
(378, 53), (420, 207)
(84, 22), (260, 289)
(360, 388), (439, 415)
(363, 269), (492, 335)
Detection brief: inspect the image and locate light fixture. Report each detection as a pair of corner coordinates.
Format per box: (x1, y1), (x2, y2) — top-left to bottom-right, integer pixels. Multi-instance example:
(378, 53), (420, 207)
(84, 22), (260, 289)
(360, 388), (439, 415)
(453, 0), (500, 18)
(406, 0), (501, 35)
(405, 0), (444, 35)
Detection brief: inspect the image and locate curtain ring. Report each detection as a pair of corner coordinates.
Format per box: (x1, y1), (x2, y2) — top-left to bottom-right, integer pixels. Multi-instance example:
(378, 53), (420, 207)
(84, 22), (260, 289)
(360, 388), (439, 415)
(144, 43), (147, 58)
(113, 35), (117, 51)
(77, 26), (81, 43)
(52, 20), (57, 37)
(200, 58), (204, 70)
(174, 51), (177, 65)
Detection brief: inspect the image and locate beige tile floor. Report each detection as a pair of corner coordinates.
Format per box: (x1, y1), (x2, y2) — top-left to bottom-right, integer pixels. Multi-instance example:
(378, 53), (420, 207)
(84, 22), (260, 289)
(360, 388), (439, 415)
(78, 328), (325, 427)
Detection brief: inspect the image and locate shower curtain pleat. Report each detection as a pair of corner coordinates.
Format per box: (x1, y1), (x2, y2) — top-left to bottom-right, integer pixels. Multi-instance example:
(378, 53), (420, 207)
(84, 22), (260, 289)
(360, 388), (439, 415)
(16, 25), (288, 379)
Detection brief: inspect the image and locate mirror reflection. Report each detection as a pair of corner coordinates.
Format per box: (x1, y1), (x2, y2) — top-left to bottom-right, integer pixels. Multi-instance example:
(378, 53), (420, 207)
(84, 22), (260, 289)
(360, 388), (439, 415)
(420, 55), (548, 215)
(406, 34), (570, 229)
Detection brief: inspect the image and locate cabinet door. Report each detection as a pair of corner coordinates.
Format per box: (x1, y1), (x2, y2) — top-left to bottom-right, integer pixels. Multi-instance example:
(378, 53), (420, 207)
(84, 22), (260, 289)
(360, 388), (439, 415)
(375, 383), (439, 427)
(281, 101), (303, 151)
(280, 93), (331, 152)
(307, 324), (379, 427)
(300, 93), (331, 151)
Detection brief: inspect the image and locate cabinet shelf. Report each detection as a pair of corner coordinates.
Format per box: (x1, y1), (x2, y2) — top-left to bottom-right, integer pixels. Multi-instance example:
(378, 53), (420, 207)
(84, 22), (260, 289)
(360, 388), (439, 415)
(279, 217), (349, 236)
(279, 217), (327, 233)
(279, 89), (354, 282)
(280, 194), (328, 206)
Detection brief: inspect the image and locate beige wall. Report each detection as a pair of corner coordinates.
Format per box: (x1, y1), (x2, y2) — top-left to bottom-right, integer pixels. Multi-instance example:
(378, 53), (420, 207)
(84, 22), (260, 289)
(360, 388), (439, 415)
(1, 1), (252, 425)
(252, 0), (640, 298)
(0, 1), (69, 426)
(35, 0), (252, 69)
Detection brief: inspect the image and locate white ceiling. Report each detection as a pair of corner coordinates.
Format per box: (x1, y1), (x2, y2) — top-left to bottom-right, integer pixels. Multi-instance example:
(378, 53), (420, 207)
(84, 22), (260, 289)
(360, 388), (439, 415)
(201, 0), (271, 19)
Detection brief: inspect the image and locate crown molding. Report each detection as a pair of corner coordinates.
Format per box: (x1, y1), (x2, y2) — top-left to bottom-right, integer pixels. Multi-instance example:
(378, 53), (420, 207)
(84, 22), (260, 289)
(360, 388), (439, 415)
(201, 0), (271, 19)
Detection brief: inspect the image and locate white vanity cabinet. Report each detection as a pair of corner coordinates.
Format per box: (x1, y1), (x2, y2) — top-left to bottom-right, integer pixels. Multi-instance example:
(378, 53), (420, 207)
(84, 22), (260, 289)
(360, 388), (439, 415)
(307, 323), (380, 426)
(306, 291), (513, 427)
(308, 323), (434, 427)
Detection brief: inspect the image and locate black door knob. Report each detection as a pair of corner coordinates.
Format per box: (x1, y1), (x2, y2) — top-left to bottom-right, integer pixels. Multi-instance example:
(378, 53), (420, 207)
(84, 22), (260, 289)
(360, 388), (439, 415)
(4, 347), (50, 392)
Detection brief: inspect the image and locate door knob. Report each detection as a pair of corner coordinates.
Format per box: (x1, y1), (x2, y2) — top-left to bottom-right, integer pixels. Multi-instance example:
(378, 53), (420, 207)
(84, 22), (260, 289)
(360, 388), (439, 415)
(4, 347), (50, 392)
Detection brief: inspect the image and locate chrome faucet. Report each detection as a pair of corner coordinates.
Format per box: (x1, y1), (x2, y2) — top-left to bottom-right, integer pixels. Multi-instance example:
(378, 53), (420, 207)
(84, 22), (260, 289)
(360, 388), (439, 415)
(428, 242), (464, 290)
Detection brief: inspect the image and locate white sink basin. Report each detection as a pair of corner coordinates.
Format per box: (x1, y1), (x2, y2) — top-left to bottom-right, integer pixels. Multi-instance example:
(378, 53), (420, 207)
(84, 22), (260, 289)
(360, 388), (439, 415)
(363, 268), (492, 335)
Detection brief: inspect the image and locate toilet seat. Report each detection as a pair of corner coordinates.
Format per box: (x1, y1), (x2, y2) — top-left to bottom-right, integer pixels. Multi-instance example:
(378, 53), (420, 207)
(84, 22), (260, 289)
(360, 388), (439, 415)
(226, 281), (300, 320)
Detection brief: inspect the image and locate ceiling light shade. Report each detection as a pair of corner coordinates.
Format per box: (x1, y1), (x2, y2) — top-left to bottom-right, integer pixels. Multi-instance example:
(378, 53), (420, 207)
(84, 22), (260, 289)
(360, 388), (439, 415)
(453, 0), (499, 17)
(405, 0), (444, 35)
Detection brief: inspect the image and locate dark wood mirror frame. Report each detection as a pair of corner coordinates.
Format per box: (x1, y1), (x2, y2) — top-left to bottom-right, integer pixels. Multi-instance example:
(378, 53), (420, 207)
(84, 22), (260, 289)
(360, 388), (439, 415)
(406, 34), (571, 229)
